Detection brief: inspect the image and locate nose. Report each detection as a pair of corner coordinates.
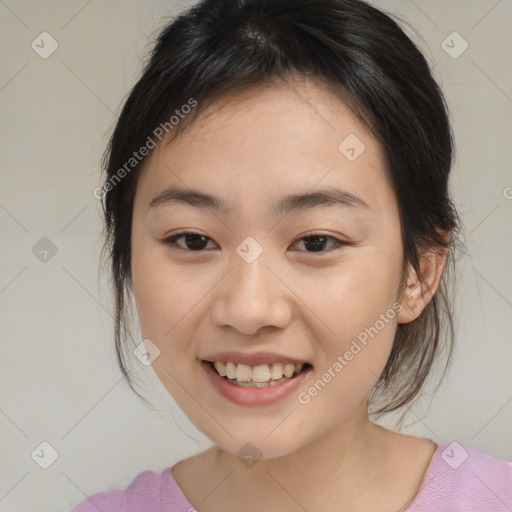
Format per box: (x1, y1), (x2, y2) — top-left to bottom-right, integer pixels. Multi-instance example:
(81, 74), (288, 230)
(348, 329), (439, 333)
(210, 250), (292, 336)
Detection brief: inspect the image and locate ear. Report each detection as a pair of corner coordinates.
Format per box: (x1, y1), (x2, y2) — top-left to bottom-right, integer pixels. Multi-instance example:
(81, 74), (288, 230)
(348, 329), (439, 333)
(397, 231), (451, 324)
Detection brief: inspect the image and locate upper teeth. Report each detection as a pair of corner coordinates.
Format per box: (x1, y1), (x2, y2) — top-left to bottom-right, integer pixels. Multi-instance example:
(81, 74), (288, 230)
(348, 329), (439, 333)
(213, 361), (304, 382)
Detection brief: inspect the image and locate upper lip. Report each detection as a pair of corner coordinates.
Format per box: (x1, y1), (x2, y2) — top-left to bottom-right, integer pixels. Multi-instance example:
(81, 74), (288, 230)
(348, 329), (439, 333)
(202, 351), (310, 366)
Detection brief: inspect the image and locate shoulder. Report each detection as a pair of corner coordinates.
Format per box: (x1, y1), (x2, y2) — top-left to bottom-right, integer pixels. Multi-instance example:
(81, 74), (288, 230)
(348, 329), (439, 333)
(66, 467), (175, 512)
(409, 441), (512, 512)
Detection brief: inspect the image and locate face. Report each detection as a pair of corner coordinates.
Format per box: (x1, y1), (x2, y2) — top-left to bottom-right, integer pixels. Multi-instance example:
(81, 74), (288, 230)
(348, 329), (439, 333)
(131, 77), (406, 460)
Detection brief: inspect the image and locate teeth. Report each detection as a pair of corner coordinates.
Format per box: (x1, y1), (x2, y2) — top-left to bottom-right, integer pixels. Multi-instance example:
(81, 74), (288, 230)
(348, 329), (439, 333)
(214, 361), (227, 377)
(212, 361), (306, 386)
(252, 364), (271, 383)
(225, 361), (236, 379)
(235, 363), (252, 382)
(270, 362), (283, 380)
(284, 363), (295, 378)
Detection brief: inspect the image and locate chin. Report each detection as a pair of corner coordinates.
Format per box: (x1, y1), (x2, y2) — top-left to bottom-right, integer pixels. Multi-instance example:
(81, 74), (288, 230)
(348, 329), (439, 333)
(202, 420), (321, 464)
(217, 435), (302, 462)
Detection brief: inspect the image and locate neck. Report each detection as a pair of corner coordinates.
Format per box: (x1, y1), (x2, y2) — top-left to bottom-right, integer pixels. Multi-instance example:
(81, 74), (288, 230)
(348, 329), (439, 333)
(212, 405), (392, 510)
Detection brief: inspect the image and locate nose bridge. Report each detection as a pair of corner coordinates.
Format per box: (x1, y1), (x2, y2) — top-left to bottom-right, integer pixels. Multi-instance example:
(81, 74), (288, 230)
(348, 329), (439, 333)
(211, 238), (291, 334)
(233, 242), (271, 299)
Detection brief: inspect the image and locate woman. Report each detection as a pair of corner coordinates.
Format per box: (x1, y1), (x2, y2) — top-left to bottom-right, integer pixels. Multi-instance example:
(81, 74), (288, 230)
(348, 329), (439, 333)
(71, 0), (512, 510)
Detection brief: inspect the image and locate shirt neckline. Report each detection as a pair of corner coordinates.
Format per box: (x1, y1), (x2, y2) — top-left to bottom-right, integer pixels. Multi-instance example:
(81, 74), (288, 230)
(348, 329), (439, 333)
(164, 440), (446, 510)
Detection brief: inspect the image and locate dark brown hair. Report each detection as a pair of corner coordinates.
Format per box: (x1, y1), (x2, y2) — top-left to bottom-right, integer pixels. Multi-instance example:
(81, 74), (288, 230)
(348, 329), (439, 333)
(99, 0), (461, 425)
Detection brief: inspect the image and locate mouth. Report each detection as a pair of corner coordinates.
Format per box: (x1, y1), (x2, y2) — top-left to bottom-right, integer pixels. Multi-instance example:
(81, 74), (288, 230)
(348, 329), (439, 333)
(206, 360), (312, 388)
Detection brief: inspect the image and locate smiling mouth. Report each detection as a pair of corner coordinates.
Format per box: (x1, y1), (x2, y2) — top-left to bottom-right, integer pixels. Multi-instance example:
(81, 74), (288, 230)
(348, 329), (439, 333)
(205, 360), (313, 388)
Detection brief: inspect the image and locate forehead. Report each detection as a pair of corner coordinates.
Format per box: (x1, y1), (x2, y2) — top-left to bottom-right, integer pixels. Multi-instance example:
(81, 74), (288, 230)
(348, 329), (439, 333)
(135, 77), (394, 217)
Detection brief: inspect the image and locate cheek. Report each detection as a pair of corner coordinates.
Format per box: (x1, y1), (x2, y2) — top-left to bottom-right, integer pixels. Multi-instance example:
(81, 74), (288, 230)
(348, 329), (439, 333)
(131, 251), (201, 400)
(295, 275), (399, 421)
(293, 247), (401, 402)
(131, 236), (189, 345)
(131, 239), (221, 382)
(297, 248), (401, 341)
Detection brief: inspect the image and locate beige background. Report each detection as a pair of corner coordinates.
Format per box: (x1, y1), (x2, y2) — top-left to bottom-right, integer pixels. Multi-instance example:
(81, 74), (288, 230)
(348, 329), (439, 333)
(0, 1), (511, 510)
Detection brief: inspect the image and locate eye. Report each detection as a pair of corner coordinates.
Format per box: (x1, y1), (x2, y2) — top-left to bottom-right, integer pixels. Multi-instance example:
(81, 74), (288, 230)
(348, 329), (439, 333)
(162, 232), (217, 252)
(162, 231), (345, 254)
(290, 232), (345, 253)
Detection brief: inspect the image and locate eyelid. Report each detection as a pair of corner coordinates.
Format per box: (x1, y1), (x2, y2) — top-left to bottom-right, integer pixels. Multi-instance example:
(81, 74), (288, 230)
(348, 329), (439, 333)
(290, 231), (346, 253)
(161, 230), (348, 254)
(162, 231), (218, 253)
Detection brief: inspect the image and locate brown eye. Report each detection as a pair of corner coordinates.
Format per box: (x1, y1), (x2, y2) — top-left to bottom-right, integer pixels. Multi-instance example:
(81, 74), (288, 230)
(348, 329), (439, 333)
(292, 233), (345, 253)
(162, 231), (345, 254)
(163, 232), (217, 252)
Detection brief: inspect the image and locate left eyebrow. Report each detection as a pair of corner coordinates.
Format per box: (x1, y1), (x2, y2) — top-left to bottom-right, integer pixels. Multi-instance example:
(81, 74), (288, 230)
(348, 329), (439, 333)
(274, 187), (370, 215)
(148, 185), (370, 215)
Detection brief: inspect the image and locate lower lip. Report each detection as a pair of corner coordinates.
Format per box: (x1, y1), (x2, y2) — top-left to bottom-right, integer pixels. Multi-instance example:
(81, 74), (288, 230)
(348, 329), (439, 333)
(201, 360), (312, 406)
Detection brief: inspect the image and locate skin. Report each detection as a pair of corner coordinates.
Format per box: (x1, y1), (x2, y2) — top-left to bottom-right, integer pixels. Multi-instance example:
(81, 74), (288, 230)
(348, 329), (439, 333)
(130, 75), (448, 512)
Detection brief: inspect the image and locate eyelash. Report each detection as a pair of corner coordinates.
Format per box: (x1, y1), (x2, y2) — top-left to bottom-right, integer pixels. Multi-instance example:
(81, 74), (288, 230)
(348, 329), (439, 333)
(161, 231), (346, 254)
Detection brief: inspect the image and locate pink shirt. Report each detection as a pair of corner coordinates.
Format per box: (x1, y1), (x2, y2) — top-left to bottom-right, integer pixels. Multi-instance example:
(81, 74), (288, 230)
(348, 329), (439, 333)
(68, 441), (512, 511)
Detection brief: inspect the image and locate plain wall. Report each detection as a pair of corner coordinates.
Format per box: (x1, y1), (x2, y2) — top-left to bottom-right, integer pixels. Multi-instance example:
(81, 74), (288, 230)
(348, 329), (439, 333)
(0, 1), (511, 510)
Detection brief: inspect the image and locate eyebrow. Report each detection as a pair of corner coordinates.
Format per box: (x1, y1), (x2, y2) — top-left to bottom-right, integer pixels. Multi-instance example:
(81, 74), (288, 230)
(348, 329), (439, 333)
(148, 185), (369, 215)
